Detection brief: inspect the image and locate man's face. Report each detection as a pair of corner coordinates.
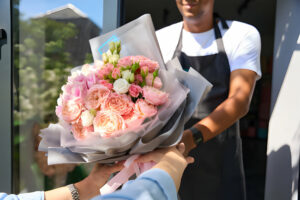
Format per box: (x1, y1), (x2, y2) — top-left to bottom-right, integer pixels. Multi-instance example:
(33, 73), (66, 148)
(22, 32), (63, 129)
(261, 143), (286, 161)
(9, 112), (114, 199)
(176, 0), (214, 20)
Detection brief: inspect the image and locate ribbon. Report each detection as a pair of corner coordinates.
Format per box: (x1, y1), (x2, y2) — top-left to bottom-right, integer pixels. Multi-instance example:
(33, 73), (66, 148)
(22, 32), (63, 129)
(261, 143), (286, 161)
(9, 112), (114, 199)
(100, 155), (156, 195)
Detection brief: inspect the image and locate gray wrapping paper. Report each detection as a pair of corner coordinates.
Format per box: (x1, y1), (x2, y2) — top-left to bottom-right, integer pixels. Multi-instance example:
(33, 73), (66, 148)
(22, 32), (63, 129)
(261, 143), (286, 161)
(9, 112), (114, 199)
(38, 14), (212, 165)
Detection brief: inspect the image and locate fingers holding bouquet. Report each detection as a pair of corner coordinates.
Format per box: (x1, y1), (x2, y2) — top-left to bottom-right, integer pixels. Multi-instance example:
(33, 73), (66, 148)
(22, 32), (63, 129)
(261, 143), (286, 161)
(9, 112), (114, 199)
(135, 143), (194, 191)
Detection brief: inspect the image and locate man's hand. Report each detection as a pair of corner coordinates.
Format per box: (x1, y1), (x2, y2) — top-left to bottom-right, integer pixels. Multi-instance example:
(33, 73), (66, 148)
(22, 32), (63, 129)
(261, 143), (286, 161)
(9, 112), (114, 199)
(181, 129), (197, 156)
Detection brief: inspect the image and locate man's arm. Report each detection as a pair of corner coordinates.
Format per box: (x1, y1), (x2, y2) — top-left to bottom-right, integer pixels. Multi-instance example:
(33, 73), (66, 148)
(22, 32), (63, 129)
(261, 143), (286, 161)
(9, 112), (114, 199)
(182, 69), (257, 153)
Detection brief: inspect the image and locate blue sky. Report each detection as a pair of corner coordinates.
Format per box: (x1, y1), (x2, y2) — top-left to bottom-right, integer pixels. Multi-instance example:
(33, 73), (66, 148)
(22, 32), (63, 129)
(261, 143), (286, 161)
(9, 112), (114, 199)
(20, 0), (103, 28)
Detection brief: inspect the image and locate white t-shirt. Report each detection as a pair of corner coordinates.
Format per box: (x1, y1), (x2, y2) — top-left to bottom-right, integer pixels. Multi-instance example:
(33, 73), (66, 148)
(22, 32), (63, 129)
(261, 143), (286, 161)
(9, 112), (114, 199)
(180, 20), (261, 78)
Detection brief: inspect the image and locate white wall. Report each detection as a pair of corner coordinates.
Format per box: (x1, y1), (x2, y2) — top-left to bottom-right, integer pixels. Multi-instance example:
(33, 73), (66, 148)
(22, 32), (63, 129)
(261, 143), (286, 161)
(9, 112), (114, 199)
(265, 0), (300, 199)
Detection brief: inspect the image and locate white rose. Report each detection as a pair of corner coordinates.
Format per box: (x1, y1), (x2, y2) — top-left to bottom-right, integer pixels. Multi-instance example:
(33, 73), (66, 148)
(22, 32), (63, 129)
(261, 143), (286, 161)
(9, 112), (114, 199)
(81, 64), (91, 76)
(121, 70), (131, 81)
(81, 110), (95, 127)
(113, 78), (130, 94)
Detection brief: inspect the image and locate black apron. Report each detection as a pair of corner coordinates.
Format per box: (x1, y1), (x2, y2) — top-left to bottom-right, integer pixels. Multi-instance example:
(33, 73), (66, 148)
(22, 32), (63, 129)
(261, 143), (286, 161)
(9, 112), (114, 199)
(176, 15), (246, 200)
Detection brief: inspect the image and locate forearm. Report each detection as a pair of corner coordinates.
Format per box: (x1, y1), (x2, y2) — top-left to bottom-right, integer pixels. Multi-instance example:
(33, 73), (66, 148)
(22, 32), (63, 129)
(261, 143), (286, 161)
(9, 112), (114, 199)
(195, 95), (249, 142)
(44, 176), (100, 200)
(44, 187), (72, 200)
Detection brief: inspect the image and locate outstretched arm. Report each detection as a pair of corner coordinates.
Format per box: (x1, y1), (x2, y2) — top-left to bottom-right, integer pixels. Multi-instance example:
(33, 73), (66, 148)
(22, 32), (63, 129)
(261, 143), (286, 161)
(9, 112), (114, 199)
(182, 69), (257, 153)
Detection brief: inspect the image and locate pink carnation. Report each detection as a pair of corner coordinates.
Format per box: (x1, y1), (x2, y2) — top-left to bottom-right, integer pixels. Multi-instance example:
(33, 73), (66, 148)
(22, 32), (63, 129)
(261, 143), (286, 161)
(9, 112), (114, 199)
(68, 74), (86, 84)
(135, 99), (157, 118)
(104, 93), (133, 116)
(98, 80), (113, 90)
(143, 86), (168, 106)
(129, 84), (142, 98)
(71, 119), (94, 141)
(135, 74), (143, 84)
(146, 73), (162, 89)
(84, 84), (110, 110)
(112, 67), (121, 79)
(118, 56), (133, 67)
(61, 98), (82, 123)
(131, 55), (148, 63)
(63, 81), (87, 101)
(93, 110), (125, 137)
(98, 63), (114, 79)
(140, 59), (159, 73)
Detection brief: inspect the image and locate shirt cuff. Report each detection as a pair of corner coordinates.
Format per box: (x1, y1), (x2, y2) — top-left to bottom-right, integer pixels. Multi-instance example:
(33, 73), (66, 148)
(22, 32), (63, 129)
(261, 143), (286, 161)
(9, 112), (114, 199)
(137, 168), (177, 200)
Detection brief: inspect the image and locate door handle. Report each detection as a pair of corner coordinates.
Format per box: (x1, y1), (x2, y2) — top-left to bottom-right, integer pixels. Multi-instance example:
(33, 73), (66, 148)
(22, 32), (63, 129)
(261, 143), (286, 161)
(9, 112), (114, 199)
(0, 29), (7, 60)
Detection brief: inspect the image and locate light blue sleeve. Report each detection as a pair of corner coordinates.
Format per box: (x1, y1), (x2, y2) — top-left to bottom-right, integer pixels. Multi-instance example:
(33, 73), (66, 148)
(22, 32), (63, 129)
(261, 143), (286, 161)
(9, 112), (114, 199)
(96, 168), (177, 200)
(0, 191), (44, 200)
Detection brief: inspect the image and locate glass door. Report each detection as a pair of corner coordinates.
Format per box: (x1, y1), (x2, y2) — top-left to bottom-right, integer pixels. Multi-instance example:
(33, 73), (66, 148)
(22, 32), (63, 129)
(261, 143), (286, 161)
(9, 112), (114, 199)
(10, 0), (120, 193)
(0, 0), (12, 194)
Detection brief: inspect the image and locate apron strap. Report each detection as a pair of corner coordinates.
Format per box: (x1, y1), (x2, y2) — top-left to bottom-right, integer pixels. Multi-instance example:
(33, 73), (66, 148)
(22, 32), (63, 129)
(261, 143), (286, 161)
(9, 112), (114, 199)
(172, 13), (229, 59)
(213, 13), (228, 53)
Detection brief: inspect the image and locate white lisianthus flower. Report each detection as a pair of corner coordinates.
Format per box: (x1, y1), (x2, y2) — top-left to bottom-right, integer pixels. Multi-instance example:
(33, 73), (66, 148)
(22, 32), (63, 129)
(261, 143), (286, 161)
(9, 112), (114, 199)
(81, 110), (95, 127)
(81, 64), (91, 76)
(121, 70), (132, 81)
(70, 70), (81, 79)
(113, 78), (130, 94)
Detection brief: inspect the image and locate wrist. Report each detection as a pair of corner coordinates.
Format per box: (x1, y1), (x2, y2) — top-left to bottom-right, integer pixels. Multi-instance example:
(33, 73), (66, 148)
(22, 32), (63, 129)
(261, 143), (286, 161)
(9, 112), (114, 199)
(74, 176), (99, 200)
(189, 126), (204, 145)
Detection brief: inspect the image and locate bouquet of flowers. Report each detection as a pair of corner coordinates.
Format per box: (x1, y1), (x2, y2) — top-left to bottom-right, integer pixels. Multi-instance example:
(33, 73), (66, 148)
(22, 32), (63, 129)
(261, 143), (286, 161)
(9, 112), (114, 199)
(56, 41), (168, 141)
(39, 14), (212, 165)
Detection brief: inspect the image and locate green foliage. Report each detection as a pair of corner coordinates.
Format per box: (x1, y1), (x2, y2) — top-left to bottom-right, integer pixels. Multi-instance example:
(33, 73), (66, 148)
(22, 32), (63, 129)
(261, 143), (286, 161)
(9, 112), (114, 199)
(14, 18), (78, 124)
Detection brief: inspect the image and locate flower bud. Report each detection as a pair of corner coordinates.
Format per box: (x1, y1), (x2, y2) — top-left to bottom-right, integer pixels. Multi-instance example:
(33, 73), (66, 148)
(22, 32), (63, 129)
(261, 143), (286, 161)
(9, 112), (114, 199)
(129, 73), (135, 83)
(121, 70), (132, 81)
(109, 54), (120, 64)
(102, 53), (108, 64)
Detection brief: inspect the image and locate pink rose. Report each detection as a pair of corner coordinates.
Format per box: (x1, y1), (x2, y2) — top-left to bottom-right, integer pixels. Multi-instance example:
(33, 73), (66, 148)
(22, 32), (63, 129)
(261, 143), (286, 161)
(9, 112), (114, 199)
(129, 84), (142, 98)
(98, 80), (113, 90)
(61, 98), (82, 123)
(93, 110), (125, 137)
(112, 67), (121, 79)
(117, 56), (133, 67)
(146, 73), (163, 89)
(71, 119), (94, 140)
(122, 110), (144, 129)
(135, 99), (157, 118)
(143, 86), (168, 106)
(104, 93), (133, 115)
(84, 84), (110, 110)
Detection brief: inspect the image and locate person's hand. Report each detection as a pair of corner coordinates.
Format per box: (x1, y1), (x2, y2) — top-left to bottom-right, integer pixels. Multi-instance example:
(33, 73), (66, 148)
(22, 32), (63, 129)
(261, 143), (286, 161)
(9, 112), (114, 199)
(74, 162), (124, 199)
(136, 143), (194, 191)
(180, 129), (197, 156)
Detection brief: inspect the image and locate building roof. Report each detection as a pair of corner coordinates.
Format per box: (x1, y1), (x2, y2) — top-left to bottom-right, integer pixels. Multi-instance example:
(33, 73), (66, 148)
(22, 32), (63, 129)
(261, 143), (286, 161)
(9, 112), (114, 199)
(34, 4), (88, 19)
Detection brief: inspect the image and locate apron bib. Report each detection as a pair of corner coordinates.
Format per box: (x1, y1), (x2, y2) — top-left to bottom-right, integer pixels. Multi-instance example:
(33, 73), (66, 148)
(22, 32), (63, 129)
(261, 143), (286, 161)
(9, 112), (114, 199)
(175, 15), (246, 200)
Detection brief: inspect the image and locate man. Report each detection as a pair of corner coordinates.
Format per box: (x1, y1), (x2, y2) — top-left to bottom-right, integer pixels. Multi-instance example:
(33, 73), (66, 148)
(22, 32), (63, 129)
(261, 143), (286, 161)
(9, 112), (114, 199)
(156, 0), (261, 199)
